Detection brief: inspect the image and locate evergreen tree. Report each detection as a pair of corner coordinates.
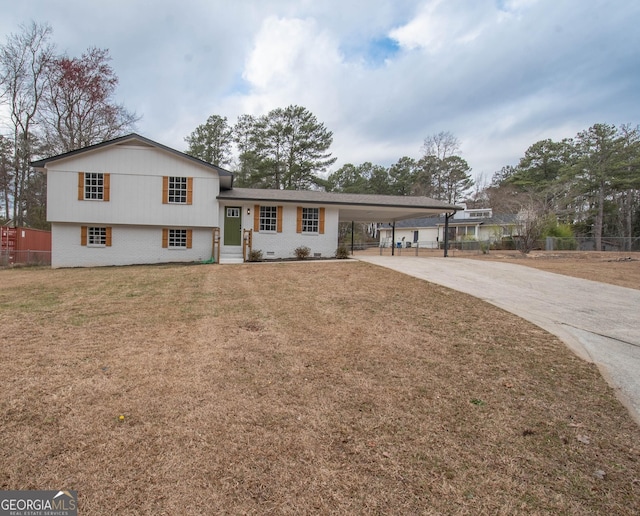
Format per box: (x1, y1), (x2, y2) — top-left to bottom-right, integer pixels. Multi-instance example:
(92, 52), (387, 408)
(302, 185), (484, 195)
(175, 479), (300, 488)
(184, 115), (233, 167)
(228, 105), (335, 190)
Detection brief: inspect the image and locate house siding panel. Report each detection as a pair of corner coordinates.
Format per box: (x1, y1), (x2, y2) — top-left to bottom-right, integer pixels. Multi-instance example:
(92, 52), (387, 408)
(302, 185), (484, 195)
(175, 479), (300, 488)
(51, 223), (215, 268)
(47, 144), (220, 228)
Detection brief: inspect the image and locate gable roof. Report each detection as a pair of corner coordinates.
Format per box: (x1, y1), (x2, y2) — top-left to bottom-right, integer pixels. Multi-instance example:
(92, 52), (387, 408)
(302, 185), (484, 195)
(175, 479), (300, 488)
(219, 188), (461, 222)
(31, 133), (234, 190)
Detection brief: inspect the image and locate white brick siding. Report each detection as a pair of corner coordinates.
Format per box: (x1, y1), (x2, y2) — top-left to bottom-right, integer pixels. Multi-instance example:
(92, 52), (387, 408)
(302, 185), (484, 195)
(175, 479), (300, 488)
(219, 204), (340, 260)
(51, 223), (216, 268)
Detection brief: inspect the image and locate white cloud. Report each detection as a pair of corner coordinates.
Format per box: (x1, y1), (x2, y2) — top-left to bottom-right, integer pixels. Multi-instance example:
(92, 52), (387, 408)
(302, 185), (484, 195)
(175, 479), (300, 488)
(241, 16), (342, 107)
(389, 0), (494, 52)
(1, 0), (639, 182)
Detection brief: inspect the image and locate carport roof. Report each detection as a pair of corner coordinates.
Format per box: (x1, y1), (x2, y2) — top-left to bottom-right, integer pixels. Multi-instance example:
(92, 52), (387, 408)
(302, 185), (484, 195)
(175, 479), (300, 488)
(218, 188), (462, 222)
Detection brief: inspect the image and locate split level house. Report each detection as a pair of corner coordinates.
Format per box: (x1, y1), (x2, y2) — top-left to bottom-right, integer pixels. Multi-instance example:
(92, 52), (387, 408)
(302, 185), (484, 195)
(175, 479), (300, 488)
(32, 134), (461, 268)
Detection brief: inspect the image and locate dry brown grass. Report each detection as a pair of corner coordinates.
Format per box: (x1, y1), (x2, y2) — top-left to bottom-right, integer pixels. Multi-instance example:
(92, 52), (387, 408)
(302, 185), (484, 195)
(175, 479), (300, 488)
(464, 250), (640, 291)
(1, 262), (640, 514)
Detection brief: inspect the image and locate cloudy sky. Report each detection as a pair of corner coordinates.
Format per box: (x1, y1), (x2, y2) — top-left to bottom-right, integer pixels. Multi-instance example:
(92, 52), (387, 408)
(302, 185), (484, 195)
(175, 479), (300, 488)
(1, 0), (638, 183)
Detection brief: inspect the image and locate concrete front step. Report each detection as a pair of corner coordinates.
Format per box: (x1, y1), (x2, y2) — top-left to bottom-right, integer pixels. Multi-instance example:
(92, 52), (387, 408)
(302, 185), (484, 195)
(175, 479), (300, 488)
(219, 248), (244, 264)
(219, 256), (245, 264)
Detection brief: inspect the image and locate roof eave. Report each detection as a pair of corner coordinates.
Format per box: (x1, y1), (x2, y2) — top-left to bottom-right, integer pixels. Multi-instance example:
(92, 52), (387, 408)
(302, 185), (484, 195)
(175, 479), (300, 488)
(30, 133), (234, 180)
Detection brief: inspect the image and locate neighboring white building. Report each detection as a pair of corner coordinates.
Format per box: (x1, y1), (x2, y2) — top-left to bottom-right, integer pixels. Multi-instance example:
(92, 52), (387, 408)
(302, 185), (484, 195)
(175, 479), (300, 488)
(378, 204), (521, 249)
(33, 134), (460, 267)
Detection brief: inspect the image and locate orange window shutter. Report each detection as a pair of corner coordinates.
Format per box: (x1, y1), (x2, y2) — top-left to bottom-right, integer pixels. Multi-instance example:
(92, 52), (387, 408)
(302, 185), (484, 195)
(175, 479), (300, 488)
(162, 176), (169, 204)
(254, 205), (260, 231)
(186, 229), (193, 249)
(80, 226), (87, 246)
(162, 228), (168, 248)
(103, 173), (110, 201)
(106, 227), (112, 247)
(187, 177), (193, 205)
(296, 207), (302, 233)
(319, 207), (325, 234)
(78, 172), (84, 200)
(277, 206), (283, 233)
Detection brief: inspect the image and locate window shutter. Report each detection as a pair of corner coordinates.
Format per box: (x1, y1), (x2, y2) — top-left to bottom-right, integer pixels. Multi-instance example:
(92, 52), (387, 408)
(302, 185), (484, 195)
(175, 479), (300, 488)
(78, 173), (84, 200)
(296, 207), (302, 233)
(80, 226), (87, 246)
(319, 207), (325, 234)
(187, 177), (193, 205)
(103, 173), (110, 201)
(106, 227), (112, 247)
(162, 176), (169, 204)
(277, 206), (283, 233)
(162, 228), (168, 248)
(254, 205), (260, 232)
(186, 229), (193, 249)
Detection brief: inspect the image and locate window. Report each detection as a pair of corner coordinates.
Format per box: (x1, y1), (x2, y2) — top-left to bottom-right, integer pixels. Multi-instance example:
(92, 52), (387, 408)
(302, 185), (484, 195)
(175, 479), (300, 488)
(78, 172), (110, 201)
(80, 226), (112, 247)
(162, 228), (193, 249)
(169, 177), (187, 203)
(169, 229), (187, 248)
(302, 208), (319, 233)
(162, 176), (193, 204)
(450, 226), (477, 239)
(89, 227), (107, 245)
(260, 206), (277, 231)
(253, 205), (282, 232)
(226, 207), (240, 218)
(296, 207), (325, 234)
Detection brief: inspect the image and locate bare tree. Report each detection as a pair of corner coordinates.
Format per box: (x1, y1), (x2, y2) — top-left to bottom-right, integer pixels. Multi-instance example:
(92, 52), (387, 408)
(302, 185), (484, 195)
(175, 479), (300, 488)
(466, 171), (490, 208)
(421, 131), (461, 160)
(416, 132), (473, 203)
(40, 47), (139, 154)
(0, 22), (55, 226)
(516, 196), (549, 254)
(0, 135), (12, 221)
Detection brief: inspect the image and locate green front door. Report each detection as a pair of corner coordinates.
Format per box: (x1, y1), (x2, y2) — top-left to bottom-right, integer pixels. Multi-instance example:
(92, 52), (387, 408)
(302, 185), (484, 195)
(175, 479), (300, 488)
(224, 206), (242, 246)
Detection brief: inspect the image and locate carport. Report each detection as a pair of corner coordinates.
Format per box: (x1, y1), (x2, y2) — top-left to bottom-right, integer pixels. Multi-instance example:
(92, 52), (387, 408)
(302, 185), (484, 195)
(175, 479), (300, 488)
(329, 192), (462, 256)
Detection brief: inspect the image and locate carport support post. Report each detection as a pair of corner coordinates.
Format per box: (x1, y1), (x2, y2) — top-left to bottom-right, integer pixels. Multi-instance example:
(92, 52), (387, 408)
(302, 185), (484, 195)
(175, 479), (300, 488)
(351, 221), (355, 255)
(444, 212), (452, 257)
(391, 221), (396, 256)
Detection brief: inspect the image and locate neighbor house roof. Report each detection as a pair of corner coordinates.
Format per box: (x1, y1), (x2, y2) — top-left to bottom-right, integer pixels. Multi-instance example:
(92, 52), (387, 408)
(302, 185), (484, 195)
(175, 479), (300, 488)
(438, 214), (519, 226)
(31, 133), (235, 190)
(384, 216), (443, 229)
(218, 188), (461, 222)
(379, 213), (520, 229)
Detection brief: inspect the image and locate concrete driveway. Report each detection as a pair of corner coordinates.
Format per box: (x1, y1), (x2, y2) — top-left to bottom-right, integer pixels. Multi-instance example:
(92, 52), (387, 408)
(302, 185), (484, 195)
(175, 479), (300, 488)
(356, 255), (640, 424)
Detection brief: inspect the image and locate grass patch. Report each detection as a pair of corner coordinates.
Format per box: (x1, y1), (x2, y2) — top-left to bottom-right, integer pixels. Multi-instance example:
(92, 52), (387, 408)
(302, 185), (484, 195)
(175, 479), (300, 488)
(1, 262), (639, 514)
